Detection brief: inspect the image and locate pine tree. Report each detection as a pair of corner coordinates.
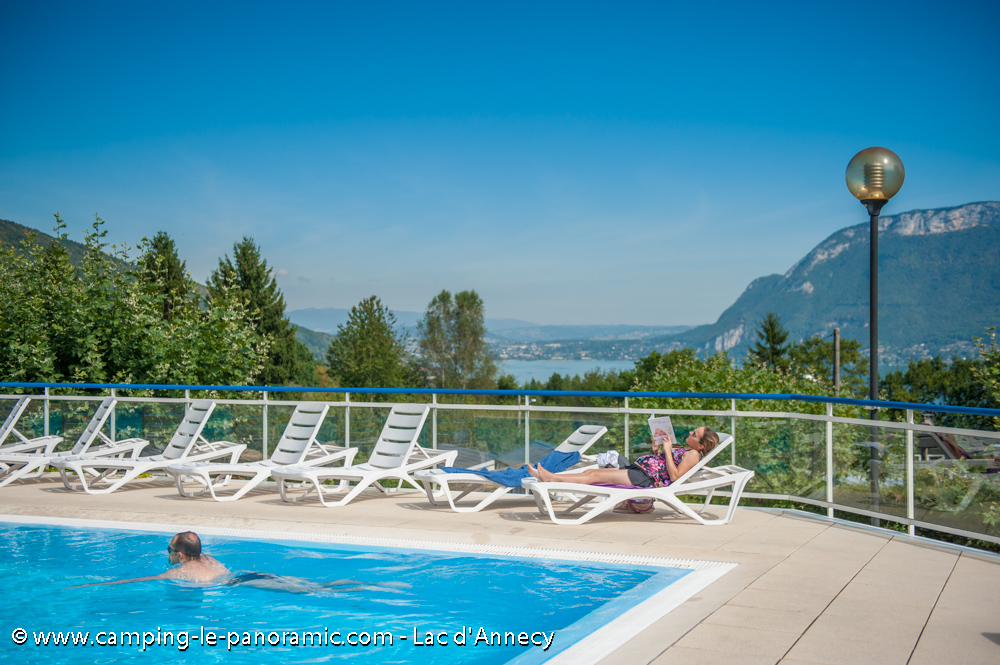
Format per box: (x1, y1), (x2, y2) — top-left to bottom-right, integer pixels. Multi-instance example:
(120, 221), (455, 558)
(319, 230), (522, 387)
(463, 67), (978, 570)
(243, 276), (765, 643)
(325, 296), (416, 395)
(140, 231), (192, 321)
(206, 236), (314, 385)
(749, 312), (790, 369)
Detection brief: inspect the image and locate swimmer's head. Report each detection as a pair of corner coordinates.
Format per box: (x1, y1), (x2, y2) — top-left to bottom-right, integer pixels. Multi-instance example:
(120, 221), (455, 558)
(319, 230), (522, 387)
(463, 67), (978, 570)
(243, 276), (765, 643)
(168, 532), (202, 560)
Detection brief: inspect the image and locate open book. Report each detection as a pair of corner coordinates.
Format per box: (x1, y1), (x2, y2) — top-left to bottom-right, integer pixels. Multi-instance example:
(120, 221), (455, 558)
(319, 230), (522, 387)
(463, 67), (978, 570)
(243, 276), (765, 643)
(648, 415), (676, 448)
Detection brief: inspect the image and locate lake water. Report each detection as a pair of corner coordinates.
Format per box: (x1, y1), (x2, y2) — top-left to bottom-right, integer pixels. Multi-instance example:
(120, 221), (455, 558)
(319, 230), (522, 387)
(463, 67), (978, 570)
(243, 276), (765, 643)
(500, 360), (636, 384)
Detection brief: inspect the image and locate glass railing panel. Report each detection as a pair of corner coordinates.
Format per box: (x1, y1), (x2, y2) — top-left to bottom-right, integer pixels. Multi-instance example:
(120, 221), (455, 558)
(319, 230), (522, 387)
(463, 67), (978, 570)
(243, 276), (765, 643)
(530, 412), (622, 457)
(434, 408), (517, 464)
(830, 422), (906, 519)
(213, 402), (263, 457)
(912, 436), (1000, 540)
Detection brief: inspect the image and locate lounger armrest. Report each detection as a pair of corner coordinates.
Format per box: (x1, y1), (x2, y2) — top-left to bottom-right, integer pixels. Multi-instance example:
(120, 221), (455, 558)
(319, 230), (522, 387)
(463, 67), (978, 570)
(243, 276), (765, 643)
(187, 440), (247, 464)
(303, 444), (358, 468)
(1, 436), (63, 456)
(405, 448), (457, 469)
(86, 437), (149, 459)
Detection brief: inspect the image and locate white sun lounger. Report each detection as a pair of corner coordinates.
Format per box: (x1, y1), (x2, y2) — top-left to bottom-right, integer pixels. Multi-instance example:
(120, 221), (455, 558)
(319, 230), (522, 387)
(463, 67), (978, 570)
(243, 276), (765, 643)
(414, 424), (609, 513)
(522, 433), (754, 525)
(166, 402), (356, 502)
(0, 397), (63, 455)
(272, 403), (454, 507)
(0, 398), (147, 488)
(51, 400), (243, 494)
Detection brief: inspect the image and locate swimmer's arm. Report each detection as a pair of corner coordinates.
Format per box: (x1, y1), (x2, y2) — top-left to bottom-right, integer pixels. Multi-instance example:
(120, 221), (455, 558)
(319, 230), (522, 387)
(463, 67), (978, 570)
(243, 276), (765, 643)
(68, 569), (180, 588)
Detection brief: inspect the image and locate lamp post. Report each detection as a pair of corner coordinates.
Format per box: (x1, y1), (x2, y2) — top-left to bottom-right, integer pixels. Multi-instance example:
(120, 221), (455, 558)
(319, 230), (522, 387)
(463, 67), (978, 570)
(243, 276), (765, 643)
(846, 146), (905, 526)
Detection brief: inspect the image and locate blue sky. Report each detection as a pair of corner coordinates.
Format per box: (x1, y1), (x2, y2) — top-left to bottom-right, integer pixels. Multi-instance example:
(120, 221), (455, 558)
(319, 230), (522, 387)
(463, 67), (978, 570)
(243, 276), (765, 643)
(2, 1), (998, 326)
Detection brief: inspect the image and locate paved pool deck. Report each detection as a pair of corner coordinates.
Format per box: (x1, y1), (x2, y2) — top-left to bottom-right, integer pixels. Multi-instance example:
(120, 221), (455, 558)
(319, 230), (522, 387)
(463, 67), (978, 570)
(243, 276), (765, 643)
(1, 476), (998, 664)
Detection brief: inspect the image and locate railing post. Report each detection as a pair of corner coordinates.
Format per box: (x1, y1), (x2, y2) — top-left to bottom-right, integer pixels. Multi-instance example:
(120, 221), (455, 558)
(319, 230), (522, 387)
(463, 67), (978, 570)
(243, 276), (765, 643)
(110, 388), (116, 441)
(826, 402), (834, 519)
(43, 386), (50, 437)
(262, 390), (268, 461)
(345, 392), (351, 448)
(185, 389), (191, 407)
(906, 409), (915, 536)
(524, 395), (531, 466)
(731, 398), (737, 466)
(623, 396), (629, 459)
(432, 393), (438, 449)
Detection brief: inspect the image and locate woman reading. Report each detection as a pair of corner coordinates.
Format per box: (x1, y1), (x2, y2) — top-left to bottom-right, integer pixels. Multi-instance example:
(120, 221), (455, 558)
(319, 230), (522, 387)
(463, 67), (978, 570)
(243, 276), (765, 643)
(527, 427), (720, 487)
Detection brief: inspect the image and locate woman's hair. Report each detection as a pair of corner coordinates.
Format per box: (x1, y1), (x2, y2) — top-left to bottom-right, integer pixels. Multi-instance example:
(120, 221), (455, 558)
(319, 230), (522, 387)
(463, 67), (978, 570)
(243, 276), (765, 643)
(698, 428), (721, 456)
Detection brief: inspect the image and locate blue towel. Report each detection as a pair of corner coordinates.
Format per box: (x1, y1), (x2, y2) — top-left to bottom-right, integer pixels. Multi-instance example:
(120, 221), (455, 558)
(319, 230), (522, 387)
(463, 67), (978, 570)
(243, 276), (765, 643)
(440, 450), (581, 487)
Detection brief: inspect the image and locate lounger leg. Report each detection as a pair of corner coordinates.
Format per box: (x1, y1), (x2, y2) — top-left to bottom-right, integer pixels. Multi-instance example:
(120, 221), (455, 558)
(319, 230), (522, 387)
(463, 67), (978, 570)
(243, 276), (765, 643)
(418, 477), (447, 506)
(175, 472), (213, 498)
(0, 461), (44, 488)
(278, 477), (318, 503)
(315, 478), (376, 507)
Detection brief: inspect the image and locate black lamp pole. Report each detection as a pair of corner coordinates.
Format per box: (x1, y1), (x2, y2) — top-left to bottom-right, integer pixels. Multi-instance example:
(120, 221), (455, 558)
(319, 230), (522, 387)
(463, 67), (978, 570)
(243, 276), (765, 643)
(864, 198), (887, 525)
(846, 147), (904, 529)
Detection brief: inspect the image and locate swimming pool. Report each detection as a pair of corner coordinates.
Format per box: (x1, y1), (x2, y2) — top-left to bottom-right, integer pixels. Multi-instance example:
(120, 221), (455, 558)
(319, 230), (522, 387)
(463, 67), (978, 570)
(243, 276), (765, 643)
(1, 516), (734, 664)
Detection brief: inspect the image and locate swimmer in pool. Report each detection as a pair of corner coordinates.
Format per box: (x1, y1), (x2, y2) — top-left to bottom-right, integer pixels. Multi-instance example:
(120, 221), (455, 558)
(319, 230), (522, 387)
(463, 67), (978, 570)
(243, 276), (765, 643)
(71, 531), (229, 586)
(71, 531), (409, 594)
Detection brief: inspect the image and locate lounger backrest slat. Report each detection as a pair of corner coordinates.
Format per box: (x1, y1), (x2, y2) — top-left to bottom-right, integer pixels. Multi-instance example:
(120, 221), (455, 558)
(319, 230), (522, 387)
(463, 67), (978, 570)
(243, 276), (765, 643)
(269, 404), (330, 465)
(673, 433), (734, 486)
(70, 398), (117, 454)
(162, 401), (216, 460)
(366, 405), (430, 469)
(555, 425), (608, 452)
(0, 397), (31, 446)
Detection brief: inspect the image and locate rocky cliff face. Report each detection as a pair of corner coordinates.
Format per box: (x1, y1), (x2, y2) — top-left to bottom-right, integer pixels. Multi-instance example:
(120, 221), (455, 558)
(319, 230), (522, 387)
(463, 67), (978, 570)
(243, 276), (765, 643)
(666, 202), (1000, 363)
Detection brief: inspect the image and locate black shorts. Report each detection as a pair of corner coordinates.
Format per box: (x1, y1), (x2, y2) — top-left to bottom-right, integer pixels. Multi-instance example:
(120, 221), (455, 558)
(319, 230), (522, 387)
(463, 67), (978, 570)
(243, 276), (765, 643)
(227, 572), (279, 585)
(625, 464), (655, 488)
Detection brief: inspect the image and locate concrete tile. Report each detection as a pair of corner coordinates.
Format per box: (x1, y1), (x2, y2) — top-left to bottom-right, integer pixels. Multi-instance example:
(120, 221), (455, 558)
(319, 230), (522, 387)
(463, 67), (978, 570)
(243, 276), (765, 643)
(650, 645), (779, 665)
(762, 558), (861, 583)
(805, 612), (924, 647)
(822, 595), (931, 626)
(748, 570), (850, 597)
(784, 632), (911, 665)
(833, 579), (939, 609)
(910, 610), (1000, 657)
(727, 588), (832, 614)
(909, 644), (1000, 665)
(674, 623), (799, 659)
(578, 522), (685, 544)
(702, 604), (818, 635)
(717, 536), (813, 556)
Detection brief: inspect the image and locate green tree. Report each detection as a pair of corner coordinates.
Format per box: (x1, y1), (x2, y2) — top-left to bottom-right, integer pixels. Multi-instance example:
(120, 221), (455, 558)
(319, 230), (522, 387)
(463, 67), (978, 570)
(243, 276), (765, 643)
(749, 312), (790, 369)
(206, 237), (314, 385)
(140, 231), (192, 321)
(325, 296), (418, 395)
(974, 327), (1000, 409)
(882, 355), (997, 430)
(787, 334), (868, 397)
(0, 215), (267, 386)
(417, 289), (497, 389)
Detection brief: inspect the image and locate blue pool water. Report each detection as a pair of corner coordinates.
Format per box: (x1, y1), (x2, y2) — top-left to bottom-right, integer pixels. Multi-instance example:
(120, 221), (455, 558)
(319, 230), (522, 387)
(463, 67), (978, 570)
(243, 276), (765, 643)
(1, 522), (691, 664)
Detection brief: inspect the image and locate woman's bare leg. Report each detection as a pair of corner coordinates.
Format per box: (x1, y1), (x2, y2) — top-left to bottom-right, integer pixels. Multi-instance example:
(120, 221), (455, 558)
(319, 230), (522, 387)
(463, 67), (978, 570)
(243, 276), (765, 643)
(532, 464), (631, 485)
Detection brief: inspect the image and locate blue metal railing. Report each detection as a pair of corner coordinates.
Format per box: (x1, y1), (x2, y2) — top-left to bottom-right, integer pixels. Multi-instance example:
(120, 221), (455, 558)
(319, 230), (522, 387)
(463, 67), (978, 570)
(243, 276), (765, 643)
(3, 382), (999, 417)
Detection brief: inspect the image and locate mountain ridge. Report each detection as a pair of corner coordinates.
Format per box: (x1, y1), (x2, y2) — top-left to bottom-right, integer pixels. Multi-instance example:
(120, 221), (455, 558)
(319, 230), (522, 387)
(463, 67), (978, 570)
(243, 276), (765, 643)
(668, 201), (1000, 363)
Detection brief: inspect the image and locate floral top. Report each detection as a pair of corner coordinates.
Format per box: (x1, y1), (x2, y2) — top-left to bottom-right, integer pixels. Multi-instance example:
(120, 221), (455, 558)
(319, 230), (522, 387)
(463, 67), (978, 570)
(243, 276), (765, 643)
(635, 447), (695, 486)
